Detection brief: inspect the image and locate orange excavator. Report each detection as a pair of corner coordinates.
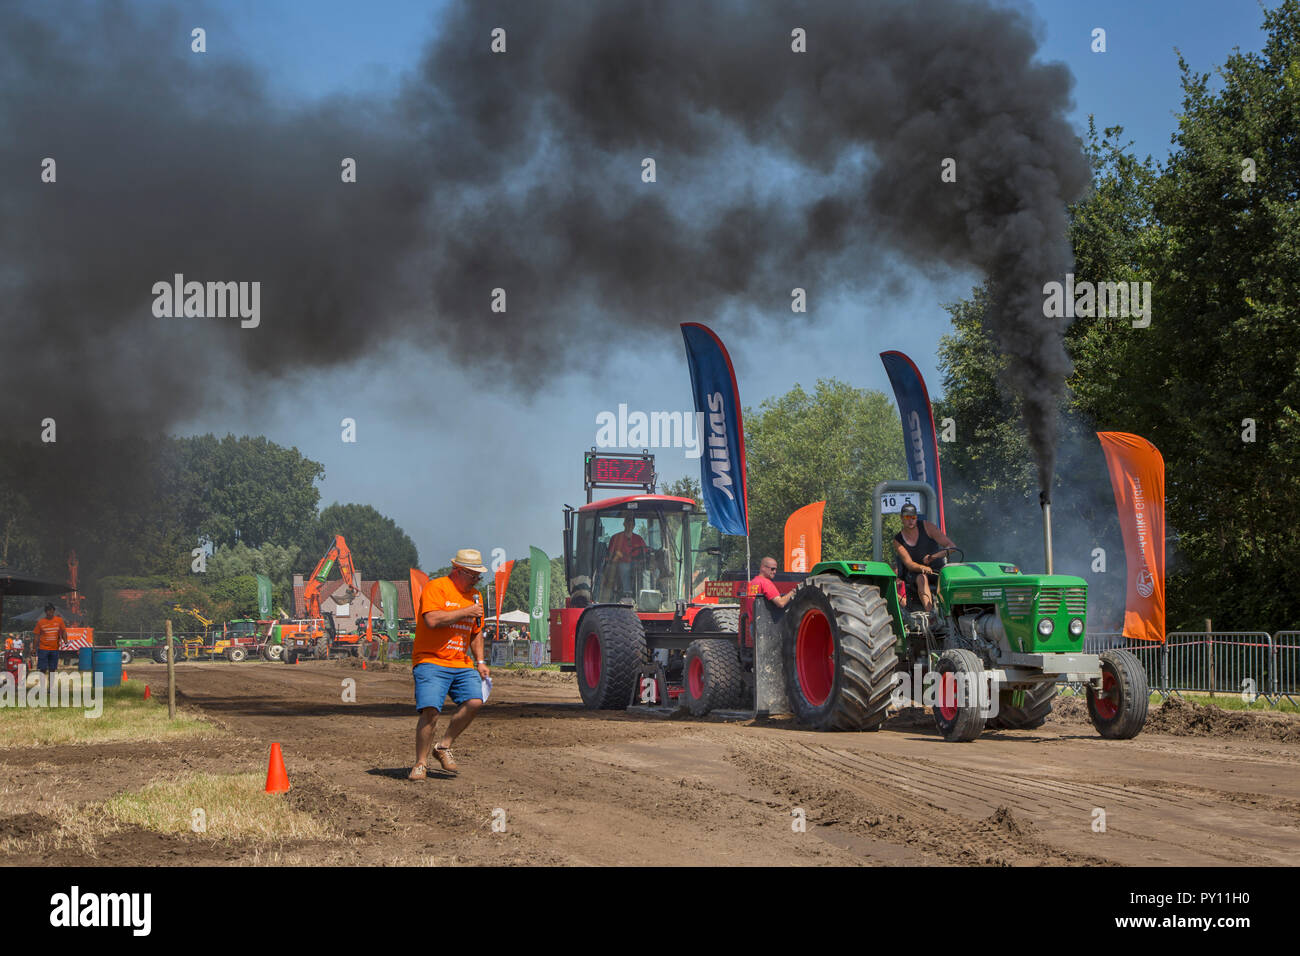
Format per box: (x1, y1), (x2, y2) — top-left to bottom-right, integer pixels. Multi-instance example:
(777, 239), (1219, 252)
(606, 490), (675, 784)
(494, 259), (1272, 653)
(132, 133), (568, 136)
(281, 535), (369, 662)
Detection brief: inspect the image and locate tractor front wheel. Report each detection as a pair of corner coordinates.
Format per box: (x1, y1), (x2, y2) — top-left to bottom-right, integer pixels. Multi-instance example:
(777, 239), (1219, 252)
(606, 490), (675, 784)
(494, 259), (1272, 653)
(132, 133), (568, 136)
(262, 643), (283, 662)
(682, 640), (745, 716)
(120, 649), (133, 666)
(932, 649), (987, 742)
(782, 575), (898, 731)
(226, 646), (247, 663)
(575, 607), (647, 709)
(1088, 649), (1148, 739)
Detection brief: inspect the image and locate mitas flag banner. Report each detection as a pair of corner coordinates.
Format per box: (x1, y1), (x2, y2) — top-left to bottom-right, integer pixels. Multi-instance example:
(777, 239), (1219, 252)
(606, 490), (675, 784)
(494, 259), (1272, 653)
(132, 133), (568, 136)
(1097, 432), (1166, 643)
(494, 560), (515, 634)
(784, 501), (825, 573)
(681, 322), (748, 536)
(880, 350), (946, 532)
(255, 574), (273, 619)
(528, 547), (550, 643)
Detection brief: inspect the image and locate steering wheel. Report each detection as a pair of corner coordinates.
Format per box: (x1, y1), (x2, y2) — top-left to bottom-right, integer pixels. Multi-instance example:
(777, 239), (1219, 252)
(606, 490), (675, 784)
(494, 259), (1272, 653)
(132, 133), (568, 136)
(927, 547), (964, 565)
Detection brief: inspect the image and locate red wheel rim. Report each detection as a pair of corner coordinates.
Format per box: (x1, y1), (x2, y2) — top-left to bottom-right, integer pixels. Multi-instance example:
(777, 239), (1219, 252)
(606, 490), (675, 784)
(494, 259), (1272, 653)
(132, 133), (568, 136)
(583, 633), (602, 687)
(938, 671), (958, 721)
(1094, 668), (1118, 720)
(689, 656), (705, 699)
(795, 608), (834, 706)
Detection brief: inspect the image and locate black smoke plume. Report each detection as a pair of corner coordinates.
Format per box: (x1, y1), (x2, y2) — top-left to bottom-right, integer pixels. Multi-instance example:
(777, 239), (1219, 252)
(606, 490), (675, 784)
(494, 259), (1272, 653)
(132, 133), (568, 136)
(1, 0), (1087, 481)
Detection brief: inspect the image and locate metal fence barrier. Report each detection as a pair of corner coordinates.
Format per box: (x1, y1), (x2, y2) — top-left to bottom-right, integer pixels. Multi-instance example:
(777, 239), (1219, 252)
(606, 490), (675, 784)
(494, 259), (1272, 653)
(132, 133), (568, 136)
(490, 640), (551, 667)
(1271, 631), (1300, 705)
(1066, 631), (1296, 705)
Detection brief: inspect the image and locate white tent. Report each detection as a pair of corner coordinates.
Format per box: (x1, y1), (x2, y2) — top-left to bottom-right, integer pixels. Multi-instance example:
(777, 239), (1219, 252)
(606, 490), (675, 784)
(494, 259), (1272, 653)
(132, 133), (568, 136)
(495, 610), (531, 623)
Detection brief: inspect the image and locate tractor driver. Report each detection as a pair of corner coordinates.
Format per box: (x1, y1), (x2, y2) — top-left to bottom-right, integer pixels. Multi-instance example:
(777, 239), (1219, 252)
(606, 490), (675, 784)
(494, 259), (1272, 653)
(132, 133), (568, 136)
(606, 515), (648, 597)
(893, 502), (958, 613)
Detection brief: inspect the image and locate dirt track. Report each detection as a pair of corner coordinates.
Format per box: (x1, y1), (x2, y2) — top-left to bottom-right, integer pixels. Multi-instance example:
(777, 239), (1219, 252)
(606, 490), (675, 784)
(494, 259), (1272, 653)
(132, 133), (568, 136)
(3, 660), (1298, 866)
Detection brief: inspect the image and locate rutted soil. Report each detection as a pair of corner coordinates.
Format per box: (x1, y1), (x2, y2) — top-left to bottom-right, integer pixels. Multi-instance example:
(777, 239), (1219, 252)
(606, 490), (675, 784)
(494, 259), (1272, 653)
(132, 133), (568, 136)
(1, 660), (1297, 866)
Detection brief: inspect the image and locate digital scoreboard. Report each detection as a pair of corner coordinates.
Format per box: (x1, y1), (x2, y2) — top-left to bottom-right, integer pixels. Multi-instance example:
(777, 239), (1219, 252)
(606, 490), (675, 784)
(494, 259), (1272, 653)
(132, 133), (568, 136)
(584, 450), (656, 501)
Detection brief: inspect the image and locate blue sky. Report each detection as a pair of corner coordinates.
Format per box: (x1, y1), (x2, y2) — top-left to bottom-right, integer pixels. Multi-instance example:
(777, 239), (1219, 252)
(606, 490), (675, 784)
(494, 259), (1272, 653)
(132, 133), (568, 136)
(171, 0), (1277, 568)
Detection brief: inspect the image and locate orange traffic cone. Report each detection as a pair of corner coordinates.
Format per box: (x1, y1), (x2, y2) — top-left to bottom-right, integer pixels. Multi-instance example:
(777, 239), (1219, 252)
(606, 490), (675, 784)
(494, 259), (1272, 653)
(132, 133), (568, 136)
(143, 684), (151, 700)
(265, 743), (290, 794)
(361, 661), (367, 671)
(122, 670), (128, 681)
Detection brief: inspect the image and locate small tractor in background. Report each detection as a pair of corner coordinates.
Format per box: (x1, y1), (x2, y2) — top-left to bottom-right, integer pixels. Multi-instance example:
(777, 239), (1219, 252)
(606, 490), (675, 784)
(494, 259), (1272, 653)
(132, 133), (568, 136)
(555, 454), (1149, 742)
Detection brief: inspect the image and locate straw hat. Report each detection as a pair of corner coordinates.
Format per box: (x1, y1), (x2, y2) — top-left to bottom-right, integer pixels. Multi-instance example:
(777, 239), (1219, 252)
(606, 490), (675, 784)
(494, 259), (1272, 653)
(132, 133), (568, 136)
(451, 548), (488, 573)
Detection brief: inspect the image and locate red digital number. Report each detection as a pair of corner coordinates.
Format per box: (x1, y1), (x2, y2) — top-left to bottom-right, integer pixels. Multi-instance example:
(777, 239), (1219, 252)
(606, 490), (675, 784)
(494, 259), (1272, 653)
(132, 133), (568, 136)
(592, 457), (648, 483)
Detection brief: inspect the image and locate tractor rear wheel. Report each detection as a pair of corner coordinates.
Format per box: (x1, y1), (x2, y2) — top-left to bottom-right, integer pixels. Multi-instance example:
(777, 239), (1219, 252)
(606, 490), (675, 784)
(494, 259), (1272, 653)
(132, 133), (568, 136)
(682, 640), (745, 716)
(1088, 649), (1148, 739)
(782, 575), (898, 731)
(262, 643), (283, 662)
(932, 649), (987, 742)
(988, 680), (1058, 730)
(153, 646), (169, 664)
(226, 646), (247, 663)
(575, 607), (647, 709)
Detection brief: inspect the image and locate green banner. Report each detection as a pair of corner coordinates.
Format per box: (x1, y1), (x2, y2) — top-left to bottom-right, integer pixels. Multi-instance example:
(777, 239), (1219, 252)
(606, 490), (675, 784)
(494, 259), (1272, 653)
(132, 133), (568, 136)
(378, 580), (399, 640)
(256, 574), (273, 619)
(528, 546), (550, 643)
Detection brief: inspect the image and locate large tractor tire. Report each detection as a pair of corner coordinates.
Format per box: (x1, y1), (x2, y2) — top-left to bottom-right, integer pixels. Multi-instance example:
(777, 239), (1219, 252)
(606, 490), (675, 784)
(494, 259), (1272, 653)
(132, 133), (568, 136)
(284, 648), (298, 665)
(575, 607), (647, 710)
(225, 646), (247, 663)
(1088, 649), (1149, 739)
(120, 649), (134, 666)
(932, 649), (987, 742)
(262, 643), (283, 662)
(988, 680), (1058, 730)
(682, 640), (745, 716)
(782, 575), (898, 731)
(152, 646), (169, 664)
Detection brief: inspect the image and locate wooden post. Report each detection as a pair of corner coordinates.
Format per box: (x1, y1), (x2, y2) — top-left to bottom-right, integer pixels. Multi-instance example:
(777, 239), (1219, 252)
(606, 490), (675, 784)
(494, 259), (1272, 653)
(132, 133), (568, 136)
(1205, 618), (1214, 698)
(166, 619), (176, 719)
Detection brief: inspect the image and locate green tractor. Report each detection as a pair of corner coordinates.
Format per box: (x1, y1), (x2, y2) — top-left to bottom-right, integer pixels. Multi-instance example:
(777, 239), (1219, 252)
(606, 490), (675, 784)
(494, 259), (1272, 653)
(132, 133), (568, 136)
(768, 482), (1148, 741)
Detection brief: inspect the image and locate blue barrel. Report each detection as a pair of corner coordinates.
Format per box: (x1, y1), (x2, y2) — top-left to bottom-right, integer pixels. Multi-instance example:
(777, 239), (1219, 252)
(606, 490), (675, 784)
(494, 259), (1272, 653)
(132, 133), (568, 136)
(77, 647), (95, 671)
(92, 648), (122, 688)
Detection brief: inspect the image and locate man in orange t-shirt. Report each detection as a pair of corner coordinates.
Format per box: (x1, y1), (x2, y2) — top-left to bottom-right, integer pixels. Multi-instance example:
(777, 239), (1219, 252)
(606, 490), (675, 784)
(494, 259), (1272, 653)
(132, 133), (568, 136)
(408, 549), (491, 780)
(33, 603), (68, 676)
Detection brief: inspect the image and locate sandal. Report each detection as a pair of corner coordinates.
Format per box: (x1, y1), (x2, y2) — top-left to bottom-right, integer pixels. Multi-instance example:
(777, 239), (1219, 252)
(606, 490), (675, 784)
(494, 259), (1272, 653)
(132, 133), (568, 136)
(407, 763), (427, 780)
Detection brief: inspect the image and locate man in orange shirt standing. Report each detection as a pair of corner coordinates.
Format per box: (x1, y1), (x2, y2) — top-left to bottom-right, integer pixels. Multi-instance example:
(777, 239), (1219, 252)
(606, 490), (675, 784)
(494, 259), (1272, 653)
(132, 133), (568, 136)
(33, 602), (68, 685)
(408, 549), (491, 780)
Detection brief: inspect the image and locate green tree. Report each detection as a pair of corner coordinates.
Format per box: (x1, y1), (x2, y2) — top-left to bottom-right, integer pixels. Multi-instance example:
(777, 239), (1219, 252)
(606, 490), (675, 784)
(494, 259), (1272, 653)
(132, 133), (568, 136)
(741, 380), (907, 568)
(306, 503), (419, 581)
(177, 434), (324, 549)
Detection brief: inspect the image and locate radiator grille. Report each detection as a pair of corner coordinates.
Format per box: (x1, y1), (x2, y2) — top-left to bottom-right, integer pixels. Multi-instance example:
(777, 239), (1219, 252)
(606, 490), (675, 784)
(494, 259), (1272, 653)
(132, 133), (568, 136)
(1038, 588), (1061, 614)
(1004, 587), (1034, 616)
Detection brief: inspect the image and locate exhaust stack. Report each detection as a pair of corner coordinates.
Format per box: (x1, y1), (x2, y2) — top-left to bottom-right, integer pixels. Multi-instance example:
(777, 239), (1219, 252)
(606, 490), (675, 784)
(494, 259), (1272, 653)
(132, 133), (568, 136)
(1039, 490), (1054, 575)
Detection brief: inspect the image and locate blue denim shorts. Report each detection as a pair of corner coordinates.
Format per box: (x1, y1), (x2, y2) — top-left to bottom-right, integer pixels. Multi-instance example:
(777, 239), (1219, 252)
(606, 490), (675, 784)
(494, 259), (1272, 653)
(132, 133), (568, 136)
(37, 649), (59, 672)
(413, 663), (482, 712)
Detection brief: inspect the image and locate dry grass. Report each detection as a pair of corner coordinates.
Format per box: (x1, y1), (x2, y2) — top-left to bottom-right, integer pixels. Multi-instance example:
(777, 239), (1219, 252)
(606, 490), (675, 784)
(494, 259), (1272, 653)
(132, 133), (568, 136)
(0, 676), (215, 748)
(100, 772), (335, 841)
(0, 772), (335, 857)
